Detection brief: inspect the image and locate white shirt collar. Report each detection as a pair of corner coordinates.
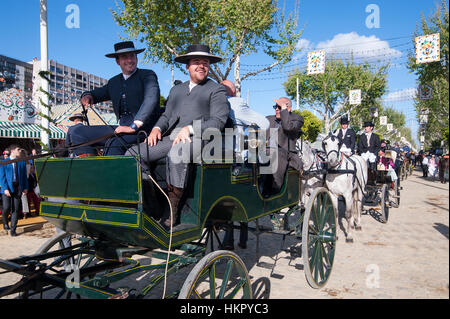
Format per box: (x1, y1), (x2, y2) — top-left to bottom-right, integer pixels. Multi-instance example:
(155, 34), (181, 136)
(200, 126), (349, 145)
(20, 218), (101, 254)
(123, 68), (137, 80)
(189, 81), (198, 92)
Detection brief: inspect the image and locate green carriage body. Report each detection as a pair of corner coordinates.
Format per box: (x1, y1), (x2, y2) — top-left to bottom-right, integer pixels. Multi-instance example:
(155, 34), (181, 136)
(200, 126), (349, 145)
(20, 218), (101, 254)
(35, 156), (300, 250)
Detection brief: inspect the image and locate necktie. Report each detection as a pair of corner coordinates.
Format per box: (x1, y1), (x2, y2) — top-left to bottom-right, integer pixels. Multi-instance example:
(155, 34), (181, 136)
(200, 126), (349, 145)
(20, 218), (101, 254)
(13, 162), (18, 183)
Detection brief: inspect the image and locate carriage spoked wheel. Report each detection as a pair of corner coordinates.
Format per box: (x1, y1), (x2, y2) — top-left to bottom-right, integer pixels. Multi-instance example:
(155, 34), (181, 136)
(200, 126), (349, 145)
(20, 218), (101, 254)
(302, 187), (337, 289)
(379, 184), (390, 223)
(178, 250), (252, 299)
(390, 178), (400, 208)
(19, 232), (97, 299)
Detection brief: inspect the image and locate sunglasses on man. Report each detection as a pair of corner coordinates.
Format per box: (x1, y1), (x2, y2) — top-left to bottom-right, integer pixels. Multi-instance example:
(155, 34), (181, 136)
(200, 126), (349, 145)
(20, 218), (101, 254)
(273, 104), (282, 110)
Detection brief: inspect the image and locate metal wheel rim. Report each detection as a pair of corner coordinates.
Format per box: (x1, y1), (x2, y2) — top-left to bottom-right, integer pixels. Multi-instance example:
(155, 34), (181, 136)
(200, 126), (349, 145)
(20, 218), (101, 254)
(179, 250), (252, 299)
(302, 187), (337, 289)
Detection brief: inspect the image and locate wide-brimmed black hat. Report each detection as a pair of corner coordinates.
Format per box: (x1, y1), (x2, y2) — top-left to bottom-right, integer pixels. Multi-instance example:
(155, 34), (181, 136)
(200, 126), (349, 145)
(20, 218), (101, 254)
(174, 44), (222, 64)
(69, 113), (86, 121)
(363, 120), (374, 127)
(340, 116), (349, 125)
(105, 41), (145, 58)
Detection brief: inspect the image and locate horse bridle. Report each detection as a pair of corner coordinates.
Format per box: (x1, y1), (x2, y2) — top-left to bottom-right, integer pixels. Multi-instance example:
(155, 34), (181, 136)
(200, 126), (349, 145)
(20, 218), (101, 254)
(322, 134), (343, 165)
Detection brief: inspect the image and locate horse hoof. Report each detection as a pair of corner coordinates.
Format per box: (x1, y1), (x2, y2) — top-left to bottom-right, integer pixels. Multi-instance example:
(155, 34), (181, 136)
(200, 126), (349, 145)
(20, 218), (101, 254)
(346, 238), (354, 243)
(355, 226), (362, 231)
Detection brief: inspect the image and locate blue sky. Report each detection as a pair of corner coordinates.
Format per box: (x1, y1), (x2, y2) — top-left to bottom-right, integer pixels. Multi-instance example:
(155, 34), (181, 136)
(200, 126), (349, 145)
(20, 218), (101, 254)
(0, 0), (446, 145)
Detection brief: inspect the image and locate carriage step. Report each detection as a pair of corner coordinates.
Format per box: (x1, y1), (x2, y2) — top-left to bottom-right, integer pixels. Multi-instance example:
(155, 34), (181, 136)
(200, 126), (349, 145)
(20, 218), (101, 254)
(269, 229), (292, 235)
(256, 261), (275, 269)
(391, 195), (400, 198)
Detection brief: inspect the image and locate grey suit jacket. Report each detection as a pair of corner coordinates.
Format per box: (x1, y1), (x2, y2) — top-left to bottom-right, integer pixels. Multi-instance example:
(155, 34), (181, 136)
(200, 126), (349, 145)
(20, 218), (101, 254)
(267, 109), (304, 153)
(155, 78), (230, 136)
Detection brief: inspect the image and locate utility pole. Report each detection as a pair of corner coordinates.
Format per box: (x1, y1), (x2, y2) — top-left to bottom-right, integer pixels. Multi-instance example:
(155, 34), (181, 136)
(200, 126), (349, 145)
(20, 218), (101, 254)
(40, 0), (50, 148)
(296, 77), (299, 110)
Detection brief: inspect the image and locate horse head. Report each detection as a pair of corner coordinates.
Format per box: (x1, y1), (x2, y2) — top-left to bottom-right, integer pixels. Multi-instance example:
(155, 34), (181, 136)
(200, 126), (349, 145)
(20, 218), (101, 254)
(322, 133), (342, 167)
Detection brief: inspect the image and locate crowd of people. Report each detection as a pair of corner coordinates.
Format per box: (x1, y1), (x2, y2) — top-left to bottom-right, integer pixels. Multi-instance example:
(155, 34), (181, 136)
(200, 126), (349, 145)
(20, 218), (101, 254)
(419, 152), (449, 183)
(1, 145), (40, 236)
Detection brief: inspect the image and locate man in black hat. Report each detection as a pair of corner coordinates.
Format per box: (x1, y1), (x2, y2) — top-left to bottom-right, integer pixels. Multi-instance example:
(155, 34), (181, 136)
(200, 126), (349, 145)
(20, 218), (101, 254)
(64, 113), (88, 156)
(72, 41), (160, 156)
(126, 44), (229, 228)
(357, 120), (381, 184)
(335, 116), (356, 155)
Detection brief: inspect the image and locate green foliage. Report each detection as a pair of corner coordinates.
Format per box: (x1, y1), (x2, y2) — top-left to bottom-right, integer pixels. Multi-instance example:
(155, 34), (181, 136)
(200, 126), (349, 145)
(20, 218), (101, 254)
(408, 0), (449, 149)
(111, 0), (301, 86)
(284, 59), (388, 132)
(292, 109), (322, 142)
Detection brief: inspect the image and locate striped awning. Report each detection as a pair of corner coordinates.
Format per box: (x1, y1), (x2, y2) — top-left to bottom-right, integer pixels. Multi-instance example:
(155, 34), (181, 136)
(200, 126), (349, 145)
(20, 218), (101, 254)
(0, 121), (66, 139)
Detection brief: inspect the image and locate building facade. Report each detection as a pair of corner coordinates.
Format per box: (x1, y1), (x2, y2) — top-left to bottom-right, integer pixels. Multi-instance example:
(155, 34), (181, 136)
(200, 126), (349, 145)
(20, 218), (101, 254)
(31, 58), (112, 113)
(0, 54), (34, 101)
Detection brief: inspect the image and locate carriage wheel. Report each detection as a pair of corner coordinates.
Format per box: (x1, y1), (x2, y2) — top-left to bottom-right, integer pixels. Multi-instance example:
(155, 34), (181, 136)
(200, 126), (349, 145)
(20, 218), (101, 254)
(379, 184), (390, 223)
(302, 187), (337, 289)
(178, 250), (252, 299)
(19, 232), (97, 299)
(389, 178), (400, 208)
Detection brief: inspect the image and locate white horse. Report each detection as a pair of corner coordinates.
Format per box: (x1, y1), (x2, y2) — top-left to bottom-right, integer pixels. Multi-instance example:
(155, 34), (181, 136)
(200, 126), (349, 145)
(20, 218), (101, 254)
(321, 134), (368, 243)
(296, 139), (326, 207)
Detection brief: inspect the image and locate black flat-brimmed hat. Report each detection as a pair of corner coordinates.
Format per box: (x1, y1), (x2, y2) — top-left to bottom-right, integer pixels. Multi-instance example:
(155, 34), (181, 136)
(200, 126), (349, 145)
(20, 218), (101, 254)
(363, 120), (374, 127)
(105, 41), (145, 58)
(174, 44), (222, 64)
(340, 116), (349, 124)
(69, 113), (86, 121)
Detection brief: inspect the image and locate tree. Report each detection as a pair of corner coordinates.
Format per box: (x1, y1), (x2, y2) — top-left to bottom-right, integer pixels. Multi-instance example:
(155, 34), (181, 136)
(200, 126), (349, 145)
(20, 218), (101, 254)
(292, 109), (322, 142)
(284, 58), (388, 134)
(407, 0), (449, 150)
(111, 0), (302, 96)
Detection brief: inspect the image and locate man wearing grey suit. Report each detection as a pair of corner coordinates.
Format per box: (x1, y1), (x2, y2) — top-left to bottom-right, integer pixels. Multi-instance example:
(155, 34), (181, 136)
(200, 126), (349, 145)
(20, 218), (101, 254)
(126, 44), (229, 228)
(75, 41), (161, 156)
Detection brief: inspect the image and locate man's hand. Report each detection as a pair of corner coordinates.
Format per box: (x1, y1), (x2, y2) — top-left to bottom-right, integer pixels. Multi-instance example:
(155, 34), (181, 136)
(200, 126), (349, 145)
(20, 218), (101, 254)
(280, 102), (288, 110)
(173, 126), (192, 146)
(115, 126), (136, 135)
(4, 190), (11, 197)
(80, 94), (94, 107)
(148, 127), (162, 146)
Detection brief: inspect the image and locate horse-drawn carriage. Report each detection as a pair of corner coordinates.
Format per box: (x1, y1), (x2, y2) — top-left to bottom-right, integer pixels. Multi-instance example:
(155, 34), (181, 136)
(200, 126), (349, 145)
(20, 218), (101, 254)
(362, 149), (401, 223)
(0, 144), (338, 299)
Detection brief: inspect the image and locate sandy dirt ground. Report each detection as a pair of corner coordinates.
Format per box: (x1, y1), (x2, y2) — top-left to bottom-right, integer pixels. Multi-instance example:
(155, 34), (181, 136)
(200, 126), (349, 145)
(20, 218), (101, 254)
(0, 168), (448, 299)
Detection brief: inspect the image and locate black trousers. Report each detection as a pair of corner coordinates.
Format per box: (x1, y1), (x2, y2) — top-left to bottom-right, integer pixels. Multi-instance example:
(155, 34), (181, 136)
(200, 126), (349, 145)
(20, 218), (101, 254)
(70, 125), (146, 156)
(422, 164), (428, 177)
(2, 191), (21, 232)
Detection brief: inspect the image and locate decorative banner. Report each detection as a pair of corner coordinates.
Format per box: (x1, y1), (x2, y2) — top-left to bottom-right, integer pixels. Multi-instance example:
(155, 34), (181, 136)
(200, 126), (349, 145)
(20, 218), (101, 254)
(369, 107), (378, 118)
(419, 114), (428, 124)
(307, 50), (325, 75)
(420, 136), (425, 142)
(349, 89), (361, 105)
(0, 88), (39, 123)
(401, 137), (406, 143)
(415, 33), (440, 64)
(387, 123), (393, 131)
(379, 116), (387, 126)
(418, 84), (432, 100)
(396, 132), (401, 138)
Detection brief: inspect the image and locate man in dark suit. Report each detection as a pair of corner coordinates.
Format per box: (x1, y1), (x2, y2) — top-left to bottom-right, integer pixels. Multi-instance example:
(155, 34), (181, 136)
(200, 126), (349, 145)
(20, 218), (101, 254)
(0, 145), (29, 237)
(263, 97), (304, 195)
(64, 113), (90, 156)
(357, 120), (381, 184)
(73, 41), (161, 156)
(335, 116), (356, 154)
(126, 44), (229, 228)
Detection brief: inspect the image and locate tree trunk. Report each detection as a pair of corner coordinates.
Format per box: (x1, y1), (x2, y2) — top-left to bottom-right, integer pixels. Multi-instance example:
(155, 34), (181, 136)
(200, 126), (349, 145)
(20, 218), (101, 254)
(234, 55), (241, 97)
